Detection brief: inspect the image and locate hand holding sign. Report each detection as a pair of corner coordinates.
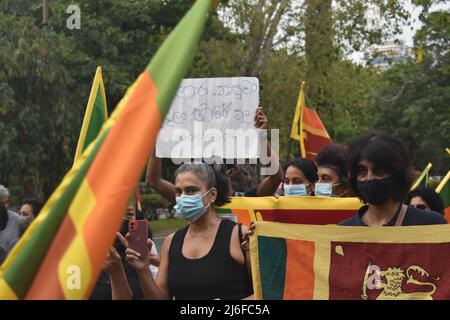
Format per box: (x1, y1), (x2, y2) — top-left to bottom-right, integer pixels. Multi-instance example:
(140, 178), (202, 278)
(156, 77), (260, 160)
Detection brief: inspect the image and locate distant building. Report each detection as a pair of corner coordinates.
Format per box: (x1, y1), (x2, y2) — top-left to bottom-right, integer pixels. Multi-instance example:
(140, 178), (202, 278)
(367, 40), (413, 70)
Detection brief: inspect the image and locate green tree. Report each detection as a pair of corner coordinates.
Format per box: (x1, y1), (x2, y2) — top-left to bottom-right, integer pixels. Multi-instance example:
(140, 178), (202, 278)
(373, 10), (450, 173)
(0, 0), (220, 198)
(0, 3), (77, 197)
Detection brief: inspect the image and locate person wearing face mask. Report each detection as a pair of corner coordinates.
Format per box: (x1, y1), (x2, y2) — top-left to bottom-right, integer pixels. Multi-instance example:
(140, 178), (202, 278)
(115, 163), (253, 300)
(315, 144), (352, 197)
(339, 131), (447, 227)
(281, 157), (318, 196)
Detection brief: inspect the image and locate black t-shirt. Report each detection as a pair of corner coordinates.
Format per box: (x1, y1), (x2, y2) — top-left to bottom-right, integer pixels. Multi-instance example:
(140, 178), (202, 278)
(168, 219), (253, 299)
(339, 205), (448, 226)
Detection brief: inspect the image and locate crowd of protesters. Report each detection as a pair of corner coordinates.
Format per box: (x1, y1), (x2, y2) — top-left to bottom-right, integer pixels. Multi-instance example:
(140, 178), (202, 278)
(0, 108), (447, 299)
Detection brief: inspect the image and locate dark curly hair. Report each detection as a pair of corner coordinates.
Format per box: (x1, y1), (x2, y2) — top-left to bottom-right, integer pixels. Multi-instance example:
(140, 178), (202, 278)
(349, 131), (414, 202)
(316, 144), (349, 183)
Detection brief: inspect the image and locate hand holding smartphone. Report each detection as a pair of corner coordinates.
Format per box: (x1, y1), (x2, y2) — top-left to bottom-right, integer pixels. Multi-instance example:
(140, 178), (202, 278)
(128, 219), (148, 259)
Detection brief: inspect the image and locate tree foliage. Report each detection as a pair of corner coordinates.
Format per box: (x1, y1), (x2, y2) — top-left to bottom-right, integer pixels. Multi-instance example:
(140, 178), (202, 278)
(373, 10), (450, 173)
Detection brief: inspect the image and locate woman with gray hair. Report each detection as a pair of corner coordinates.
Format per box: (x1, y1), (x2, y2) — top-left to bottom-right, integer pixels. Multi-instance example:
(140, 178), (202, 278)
(0, 184), (10, 209)
(112, 162), (253, 300)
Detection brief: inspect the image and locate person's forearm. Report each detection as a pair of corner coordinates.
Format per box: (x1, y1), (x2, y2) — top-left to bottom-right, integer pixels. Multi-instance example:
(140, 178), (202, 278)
(155, 180), (176, 204)
(108, 266), (133, 300)
(267, 140), (283, 179)
(146, 151), (162, 187)
(137, 269), (168, 300)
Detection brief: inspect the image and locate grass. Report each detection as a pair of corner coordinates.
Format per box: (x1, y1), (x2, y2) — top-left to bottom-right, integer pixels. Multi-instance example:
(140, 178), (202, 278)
(149, 218), (188, 234)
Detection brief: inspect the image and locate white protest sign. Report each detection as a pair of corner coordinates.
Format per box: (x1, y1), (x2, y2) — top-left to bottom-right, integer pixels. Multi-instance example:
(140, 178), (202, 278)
(156, 77), (260, 160)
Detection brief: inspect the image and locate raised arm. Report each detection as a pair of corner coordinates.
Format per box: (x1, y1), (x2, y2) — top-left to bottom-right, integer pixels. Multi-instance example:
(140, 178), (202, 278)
(254, 107), (283, 196)
(145, 150), (176, 203)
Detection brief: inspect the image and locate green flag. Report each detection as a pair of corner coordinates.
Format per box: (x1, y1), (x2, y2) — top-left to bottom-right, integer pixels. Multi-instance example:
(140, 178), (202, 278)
(73, 66), (108, 166)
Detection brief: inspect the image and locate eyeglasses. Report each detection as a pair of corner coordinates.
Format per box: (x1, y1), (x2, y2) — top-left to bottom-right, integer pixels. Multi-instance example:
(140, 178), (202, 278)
(412, 204), (427, 210)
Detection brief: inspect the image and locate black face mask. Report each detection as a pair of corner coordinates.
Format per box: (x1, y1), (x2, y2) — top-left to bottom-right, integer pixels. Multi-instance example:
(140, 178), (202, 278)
(357, 176), (395, 206)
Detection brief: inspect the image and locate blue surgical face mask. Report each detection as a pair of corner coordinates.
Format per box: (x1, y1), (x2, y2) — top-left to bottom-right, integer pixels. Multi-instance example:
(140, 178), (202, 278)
(314, 183), (333, 197)
(315, 182), (343, 197)
(174, 189), (212, 222)
(284, 183), (308, 196)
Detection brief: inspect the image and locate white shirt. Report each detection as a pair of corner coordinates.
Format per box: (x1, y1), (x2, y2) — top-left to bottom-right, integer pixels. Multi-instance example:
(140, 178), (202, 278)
(149, 239), (159, 279)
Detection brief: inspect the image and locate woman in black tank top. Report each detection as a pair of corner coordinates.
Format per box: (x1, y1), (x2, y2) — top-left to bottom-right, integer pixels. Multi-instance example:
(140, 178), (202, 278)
(115, 163), (253, 300)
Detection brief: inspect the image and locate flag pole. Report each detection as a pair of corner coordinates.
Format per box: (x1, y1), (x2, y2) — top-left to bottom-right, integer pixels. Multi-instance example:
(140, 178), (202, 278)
(42, 0), (49, 26)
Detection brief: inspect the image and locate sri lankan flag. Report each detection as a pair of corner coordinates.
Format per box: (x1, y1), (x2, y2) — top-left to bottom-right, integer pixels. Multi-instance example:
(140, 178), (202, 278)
(73, 66), (108, 166)
(436, 171), (450, 222)
(251, 221), (450, 300)
(411, 162), (432, 191)
(0, 0), (217, 299)
(216, 196), (362, 226)
(290, 81), (332, 160)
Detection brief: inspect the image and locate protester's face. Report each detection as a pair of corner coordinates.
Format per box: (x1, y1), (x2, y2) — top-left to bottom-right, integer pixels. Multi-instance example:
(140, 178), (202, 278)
(410, 196), (431, 211)
(284, 165), (314, 194)
(318, 167), (340, 185)
(356, 159), (389, 182)
(284, 166), (310, 185)
(1, 196), (9, 209)
(125, 203), (136, 221)
(19, 204), (35, 220)
(317, 166), (349, 197)
(175, 171), (217, 208)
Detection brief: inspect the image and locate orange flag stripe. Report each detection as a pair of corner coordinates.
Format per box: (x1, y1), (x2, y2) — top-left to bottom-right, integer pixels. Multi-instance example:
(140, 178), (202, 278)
(83, 72), (160, 297)
(25, 218), (77, 299)
(283, 239), (315, 300)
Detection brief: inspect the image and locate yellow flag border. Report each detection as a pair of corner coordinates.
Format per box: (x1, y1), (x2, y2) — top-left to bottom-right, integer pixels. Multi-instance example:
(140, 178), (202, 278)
(410, 162), (432, 191)
(221, 196), (363, 211)
(436, 171), (450, 194)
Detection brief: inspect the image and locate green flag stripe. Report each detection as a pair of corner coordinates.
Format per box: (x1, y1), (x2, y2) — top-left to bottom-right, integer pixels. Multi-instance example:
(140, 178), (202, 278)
(82, 89), (107, 152)
(258, 236), (287, 300)
(3, 129), (110, 297)
(147, 0), (211, 115)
